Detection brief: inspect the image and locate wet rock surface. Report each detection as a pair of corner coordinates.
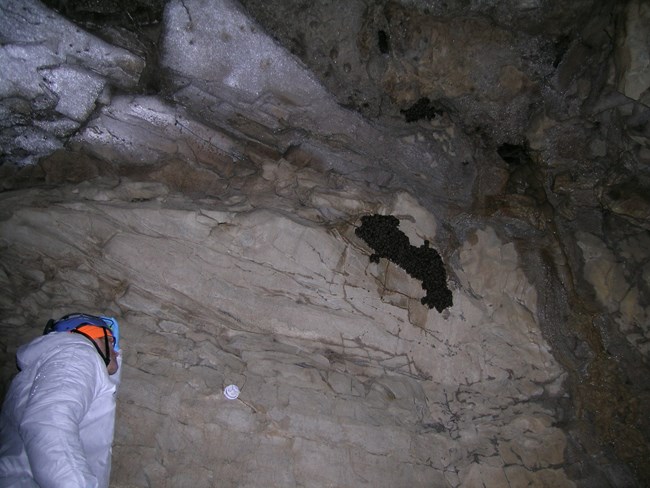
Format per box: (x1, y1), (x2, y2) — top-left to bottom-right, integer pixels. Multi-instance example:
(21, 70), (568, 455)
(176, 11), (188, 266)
(1, 0), (649, 487)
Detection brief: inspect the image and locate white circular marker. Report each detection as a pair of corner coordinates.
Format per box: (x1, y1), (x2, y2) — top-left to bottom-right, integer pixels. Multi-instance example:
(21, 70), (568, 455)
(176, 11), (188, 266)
(224, 384), (240, 400)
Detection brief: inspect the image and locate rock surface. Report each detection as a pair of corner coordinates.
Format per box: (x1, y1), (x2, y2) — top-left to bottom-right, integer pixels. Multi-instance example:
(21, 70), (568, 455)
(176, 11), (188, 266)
(1, 0), (649, 487)
(0, 0), (145, 166)
(0, 173), (572, 487)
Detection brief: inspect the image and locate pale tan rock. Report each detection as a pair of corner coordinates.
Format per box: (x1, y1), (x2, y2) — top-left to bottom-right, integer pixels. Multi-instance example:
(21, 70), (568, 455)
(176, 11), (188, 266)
(504, 465), (577, 488)
(459, 463), (510, 488)
(499, 415), (567, 468)
(577, 231), (629, 312)
(616, 0), (650, 105)
(0, 177), (573, 487)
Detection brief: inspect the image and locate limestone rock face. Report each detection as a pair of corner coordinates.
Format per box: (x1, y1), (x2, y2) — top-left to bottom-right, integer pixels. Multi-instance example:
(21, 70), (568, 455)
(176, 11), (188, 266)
(0, 0), (145, 166)
(1, 1), (649, 487)
(616, 0), (650, 106)
(158, 0), (476, 209)
(0, 168), (570, 488)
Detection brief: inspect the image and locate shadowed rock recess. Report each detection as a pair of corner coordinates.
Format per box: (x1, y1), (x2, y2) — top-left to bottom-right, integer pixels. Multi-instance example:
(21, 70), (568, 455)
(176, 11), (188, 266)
(0, 0), (649, 487)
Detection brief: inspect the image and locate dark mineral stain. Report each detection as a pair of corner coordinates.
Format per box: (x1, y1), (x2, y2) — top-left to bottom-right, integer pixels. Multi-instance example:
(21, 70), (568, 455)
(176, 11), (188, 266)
(422, 422), (446, 433)
(355, 214), (453, 313)
(42, 0), (165, 27)
(400, 97), (444, 122)
(553, 35), (571, 68)
(377, 30), (390, 54)
(497, 142), (533, 167)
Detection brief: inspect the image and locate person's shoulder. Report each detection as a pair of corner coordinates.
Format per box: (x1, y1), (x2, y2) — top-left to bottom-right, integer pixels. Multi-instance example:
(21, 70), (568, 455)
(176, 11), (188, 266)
(20, 333), (102, 371)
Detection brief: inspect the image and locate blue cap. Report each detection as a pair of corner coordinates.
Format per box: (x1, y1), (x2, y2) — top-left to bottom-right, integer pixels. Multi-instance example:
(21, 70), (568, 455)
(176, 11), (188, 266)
(47, 313), (120, 351)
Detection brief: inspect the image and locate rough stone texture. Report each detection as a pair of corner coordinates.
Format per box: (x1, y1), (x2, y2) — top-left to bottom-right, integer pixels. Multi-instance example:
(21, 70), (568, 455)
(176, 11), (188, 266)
(0, 0), (145, 166)
(158, 0), (477, 211)
(1, 0), (649, 487)
(0, 172), (571, 487)
(616, 0), (650, 105)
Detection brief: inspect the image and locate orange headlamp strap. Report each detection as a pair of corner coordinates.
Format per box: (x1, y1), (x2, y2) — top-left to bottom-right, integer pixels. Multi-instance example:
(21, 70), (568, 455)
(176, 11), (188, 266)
(71, 326), (112, 367)
(75, 325), (113, 341)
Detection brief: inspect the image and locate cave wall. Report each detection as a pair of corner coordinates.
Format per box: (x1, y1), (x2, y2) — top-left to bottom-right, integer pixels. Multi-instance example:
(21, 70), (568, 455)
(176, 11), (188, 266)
(1, 0), (649, 487)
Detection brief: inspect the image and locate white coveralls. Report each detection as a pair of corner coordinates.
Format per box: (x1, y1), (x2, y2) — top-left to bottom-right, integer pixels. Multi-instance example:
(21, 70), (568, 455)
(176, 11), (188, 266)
(0, 332), (121, 488)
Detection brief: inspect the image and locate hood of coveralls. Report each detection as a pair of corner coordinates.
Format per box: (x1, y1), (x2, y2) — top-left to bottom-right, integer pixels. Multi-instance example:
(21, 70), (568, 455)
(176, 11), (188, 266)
(16, 332), (96, 371)
(5, 331), (120, 488)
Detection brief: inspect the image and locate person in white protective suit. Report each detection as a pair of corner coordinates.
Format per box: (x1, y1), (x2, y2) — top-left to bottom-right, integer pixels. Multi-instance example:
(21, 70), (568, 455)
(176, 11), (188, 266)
(0, 313), (122, 488)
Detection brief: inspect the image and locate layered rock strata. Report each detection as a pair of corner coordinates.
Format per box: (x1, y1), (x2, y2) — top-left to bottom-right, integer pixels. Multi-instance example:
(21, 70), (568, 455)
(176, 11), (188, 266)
(1, 0), (648, 487)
